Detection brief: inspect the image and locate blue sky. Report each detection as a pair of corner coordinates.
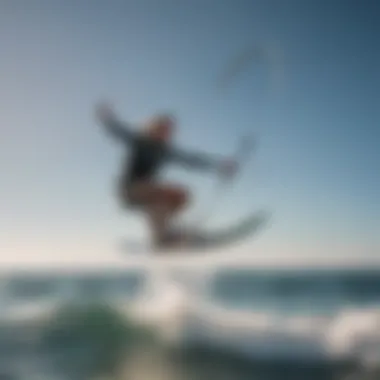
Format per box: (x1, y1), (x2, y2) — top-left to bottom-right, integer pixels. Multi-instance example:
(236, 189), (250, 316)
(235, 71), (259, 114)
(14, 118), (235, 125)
(0, 0), (379, 265)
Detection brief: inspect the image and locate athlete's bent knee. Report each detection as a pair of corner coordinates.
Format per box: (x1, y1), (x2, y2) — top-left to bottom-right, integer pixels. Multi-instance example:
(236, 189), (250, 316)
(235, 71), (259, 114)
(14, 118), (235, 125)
(177, 189), (189, 208)
(170, 187), (189, 210)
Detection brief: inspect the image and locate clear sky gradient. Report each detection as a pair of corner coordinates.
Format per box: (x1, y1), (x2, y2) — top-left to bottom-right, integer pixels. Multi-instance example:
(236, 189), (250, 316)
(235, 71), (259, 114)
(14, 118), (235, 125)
(0, 0), (379, 266)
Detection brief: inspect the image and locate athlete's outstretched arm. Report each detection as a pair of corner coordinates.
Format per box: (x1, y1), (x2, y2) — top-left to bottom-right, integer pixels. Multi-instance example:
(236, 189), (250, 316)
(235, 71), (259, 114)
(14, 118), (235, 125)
(169, 146), (236, 176)
(169, 146), (220, 171)
(95, 103), (136, 144)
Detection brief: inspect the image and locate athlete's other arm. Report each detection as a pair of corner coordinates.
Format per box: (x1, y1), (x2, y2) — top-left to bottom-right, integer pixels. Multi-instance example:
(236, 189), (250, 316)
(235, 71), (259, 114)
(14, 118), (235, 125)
(169, 146), (237, 178)
(95, 102), (136, 144)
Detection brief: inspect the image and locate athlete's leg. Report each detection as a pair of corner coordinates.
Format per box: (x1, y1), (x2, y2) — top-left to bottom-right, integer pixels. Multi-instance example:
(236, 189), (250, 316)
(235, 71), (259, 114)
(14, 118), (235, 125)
(144, 184), (189, 245)
(120, 181), (189, 245)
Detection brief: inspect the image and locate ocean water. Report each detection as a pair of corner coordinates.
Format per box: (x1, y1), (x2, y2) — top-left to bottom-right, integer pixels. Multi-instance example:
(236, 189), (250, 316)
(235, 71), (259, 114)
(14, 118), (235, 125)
(1, 267), (379, 379)
(208, 268), (380, 316)
(3, 268), (379, 313)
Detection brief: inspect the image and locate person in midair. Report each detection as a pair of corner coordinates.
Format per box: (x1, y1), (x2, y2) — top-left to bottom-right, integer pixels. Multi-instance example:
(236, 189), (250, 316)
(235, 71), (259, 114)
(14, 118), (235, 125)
(95, 102), (237, 248)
